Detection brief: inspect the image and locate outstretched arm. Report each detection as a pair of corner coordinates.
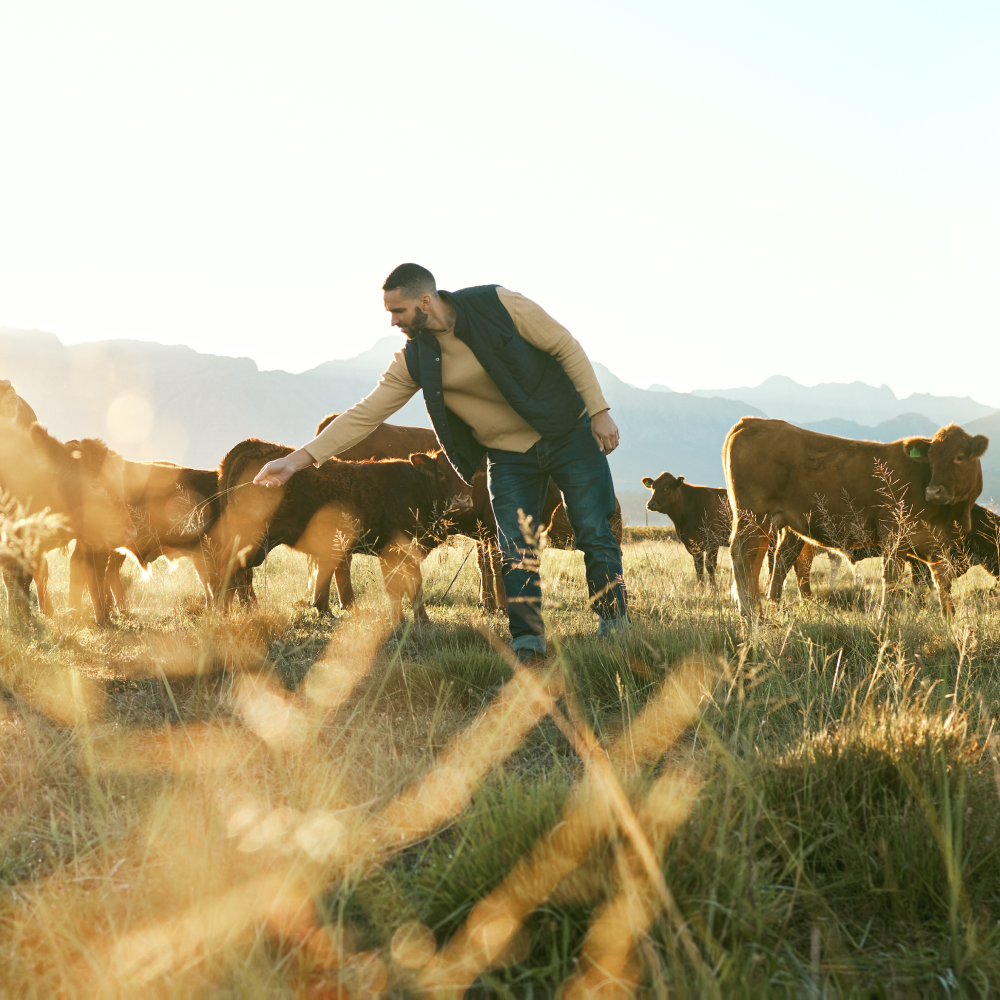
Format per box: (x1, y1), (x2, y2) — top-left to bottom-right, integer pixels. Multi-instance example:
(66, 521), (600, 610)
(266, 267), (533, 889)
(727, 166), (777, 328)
(253, 351), (420, 487)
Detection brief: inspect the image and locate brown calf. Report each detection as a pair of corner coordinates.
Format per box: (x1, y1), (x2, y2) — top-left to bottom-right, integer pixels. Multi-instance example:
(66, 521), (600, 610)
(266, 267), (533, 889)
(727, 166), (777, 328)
(0, 425), (135, 620)
(641, 472), (729, 584)
(724, 418), (989, 618)
(209, 439), (472, 624)
(0, 382), (51, 613)
(312, 414), (505, 613)
(69, 462), (221, 623)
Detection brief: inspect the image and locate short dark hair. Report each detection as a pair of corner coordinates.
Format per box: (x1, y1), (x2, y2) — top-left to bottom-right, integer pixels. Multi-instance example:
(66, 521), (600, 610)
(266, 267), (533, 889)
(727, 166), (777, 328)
(382, 263), (436, 297)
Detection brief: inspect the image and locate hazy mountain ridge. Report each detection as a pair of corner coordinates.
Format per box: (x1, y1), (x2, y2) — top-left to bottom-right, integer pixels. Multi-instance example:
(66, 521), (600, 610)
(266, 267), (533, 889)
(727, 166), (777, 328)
(2, 328), (997, 513)
(692, 373), (996, 427)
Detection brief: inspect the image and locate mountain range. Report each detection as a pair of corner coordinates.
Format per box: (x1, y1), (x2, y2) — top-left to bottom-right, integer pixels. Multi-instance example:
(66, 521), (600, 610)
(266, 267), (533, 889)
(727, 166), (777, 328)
(2, 328), (997, 526)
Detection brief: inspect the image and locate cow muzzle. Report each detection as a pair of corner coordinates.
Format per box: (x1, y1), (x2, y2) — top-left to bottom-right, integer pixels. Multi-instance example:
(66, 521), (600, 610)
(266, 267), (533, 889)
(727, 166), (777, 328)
(925, 485), (953, 505)
(447, 494), (475, 513)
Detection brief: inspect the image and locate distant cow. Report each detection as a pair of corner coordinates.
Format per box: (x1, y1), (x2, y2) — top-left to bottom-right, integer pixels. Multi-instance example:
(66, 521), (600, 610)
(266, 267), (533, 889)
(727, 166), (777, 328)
(0, 425), (135, 620)
(69, 462), (221, 623)
(209, 439), (473, 624)
(641, 472), (729, 584)
(542, 496), (624, 550)
(724, 418), (989, 619)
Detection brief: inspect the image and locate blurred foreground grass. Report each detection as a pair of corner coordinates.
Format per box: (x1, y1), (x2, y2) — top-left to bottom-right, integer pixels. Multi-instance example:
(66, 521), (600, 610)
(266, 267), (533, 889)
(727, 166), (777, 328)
(1, 537), (999, 997)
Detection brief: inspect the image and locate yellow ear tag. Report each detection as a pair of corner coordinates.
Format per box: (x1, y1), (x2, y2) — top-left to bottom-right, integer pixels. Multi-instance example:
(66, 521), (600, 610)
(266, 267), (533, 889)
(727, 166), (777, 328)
(909, 447), (923, 458)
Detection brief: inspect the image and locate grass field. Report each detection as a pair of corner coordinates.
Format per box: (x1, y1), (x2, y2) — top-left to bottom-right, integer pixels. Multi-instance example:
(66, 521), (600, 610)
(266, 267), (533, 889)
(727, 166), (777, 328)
(1, 534), (1000, 997)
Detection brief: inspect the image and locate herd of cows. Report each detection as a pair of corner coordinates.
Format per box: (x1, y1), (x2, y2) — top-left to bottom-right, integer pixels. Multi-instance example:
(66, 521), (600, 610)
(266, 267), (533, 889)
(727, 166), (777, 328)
(0, 381), (620, 625)
(1, 376), (997, 631)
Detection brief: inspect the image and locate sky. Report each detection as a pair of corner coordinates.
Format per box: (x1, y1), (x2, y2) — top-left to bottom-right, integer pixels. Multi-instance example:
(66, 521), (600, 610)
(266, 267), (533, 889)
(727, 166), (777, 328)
(1, 1), (998, 406)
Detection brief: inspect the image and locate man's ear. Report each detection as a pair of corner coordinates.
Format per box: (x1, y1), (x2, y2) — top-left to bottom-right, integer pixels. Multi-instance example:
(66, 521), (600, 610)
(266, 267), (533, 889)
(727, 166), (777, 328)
(641, 477), (654, 489)
(902, 437), (932, 463)
(969, 434), (989, 460)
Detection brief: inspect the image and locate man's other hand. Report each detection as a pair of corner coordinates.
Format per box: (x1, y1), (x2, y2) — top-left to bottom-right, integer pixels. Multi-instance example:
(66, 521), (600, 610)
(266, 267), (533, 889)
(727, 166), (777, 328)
(591, 410), (620, 455)
(252, 448), (316, 487)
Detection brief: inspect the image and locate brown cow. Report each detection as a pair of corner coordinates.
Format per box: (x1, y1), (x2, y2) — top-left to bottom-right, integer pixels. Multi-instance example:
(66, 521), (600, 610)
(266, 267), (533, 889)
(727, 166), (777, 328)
(0, 381), (52, 613)
(640, 473), (729, 585)
(0, 425), (135, 620)
(69, 462), (221, 623)
(909, 504), (1000, 587)
(724, 418), (989, 619)
(208, 439), (472, 624)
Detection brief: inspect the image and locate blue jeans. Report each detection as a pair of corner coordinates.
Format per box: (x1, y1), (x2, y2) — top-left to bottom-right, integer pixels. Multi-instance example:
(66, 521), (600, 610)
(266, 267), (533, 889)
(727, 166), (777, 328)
(487, 416), (628, 654)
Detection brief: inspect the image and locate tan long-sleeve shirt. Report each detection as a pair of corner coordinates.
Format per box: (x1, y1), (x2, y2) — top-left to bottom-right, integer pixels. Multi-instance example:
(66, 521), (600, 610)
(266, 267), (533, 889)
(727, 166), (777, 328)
(304, 287), (609, 464)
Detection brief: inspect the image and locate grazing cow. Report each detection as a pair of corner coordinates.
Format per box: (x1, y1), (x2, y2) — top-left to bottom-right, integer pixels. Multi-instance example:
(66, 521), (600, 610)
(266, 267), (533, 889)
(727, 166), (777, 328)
(724, 418), (989, 619)
(542, 495), (624, 550)
(69, 462), (221, 623)
(209, 439), (473, 624)
(640, 473), (729, 585)
(0, 382), (51, 613)
(0, 425), (135, 620)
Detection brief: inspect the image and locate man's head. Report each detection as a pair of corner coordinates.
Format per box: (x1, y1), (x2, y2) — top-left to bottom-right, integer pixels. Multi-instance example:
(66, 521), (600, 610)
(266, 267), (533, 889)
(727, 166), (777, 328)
(383, 263), (437, 338)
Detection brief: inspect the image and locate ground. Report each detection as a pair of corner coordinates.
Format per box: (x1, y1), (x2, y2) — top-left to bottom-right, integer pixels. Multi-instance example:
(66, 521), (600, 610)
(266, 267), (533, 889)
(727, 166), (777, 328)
(1, 534), (999, 997)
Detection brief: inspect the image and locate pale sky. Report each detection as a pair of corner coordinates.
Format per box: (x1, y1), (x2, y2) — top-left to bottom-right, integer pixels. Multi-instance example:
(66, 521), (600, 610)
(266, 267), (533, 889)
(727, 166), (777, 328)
(1, 2), (998, 406)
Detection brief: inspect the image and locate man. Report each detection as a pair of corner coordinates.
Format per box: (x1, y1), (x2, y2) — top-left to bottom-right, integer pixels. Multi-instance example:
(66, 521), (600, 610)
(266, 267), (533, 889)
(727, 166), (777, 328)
(253, 264), (628, 662)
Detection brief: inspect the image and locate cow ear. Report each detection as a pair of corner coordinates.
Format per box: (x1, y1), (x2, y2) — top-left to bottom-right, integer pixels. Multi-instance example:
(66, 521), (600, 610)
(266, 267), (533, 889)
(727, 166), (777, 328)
(968, 434), (989, 459)
(409, 452), (430, 467)
(676, 476), (685, 484)
(641, 477), (654, 489)
(902, 437), (932, 463)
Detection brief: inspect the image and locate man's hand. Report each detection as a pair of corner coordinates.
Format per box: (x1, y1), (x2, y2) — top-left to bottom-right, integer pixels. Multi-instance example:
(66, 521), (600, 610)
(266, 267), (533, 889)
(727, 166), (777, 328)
(252, 448), (316, 487)
(591, 409), (620, 455)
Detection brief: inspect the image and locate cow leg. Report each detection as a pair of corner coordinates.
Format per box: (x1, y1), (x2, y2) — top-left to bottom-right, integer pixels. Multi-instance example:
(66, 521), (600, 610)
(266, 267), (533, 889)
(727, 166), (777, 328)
(792, 543), (815, 599)
(692, 549), (705, 585)
(85, 549), (111, 625)
(311, 558), (336, 614)
(730, 514), (769, 619)
(380, 548), (426, 627)
(929, 559), (955, 617)
(2, 561), (34, 622)
(767, 530), (804, 602)
(333, 553), (355, 610)
(32, 554), (54, 616)
(234, 566), (257, 606)
(106, 550), (129, 612)
(477, 537), (507, 612)
(70, 543), (112, 624)
(879, 555), (907, 619)
(705, 546), (719, 586)
(487, 538), (507, 610)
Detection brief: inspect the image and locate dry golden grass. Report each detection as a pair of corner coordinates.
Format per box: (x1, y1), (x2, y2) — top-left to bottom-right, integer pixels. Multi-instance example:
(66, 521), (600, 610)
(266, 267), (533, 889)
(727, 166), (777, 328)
(0, 535), (998, 997)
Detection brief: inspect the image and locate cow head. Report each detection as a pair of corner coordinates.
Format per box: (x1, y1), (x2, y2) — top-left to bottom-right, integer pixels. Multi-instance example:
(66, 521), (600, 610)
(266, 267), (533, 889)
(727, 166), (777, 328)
(52, 431), (138, 549)
(642, 472), (685, 517)
(903, 425), (989, 506)
(409, 451), (474, 513)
